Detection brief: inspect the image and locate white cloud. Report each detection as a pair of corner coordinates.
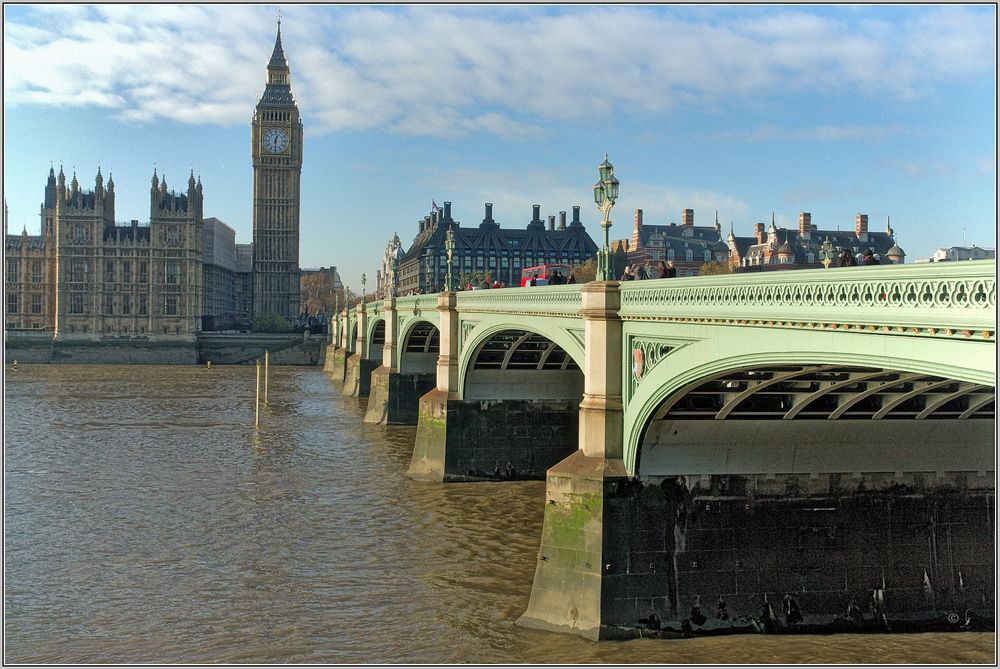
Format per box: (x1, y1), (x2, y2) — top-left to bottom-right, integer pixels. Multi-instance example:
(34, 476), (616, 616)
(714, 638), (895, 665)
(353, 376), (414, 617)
(3, 5), (995, 138)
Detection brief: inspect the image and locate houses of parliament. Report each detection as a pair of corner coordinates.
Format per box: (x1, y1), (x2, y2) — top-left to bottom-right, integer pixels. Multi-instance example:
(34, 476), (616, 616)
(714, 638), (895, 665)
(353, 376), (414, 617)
(3, 22), (303, 339)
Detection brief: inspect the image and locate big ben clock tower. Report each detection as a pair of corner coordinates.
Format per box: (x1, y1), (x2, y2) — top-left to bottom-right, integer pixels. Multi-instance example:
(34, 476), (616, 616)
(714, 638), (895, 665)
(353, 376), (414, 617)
(252, 18), (302, 321)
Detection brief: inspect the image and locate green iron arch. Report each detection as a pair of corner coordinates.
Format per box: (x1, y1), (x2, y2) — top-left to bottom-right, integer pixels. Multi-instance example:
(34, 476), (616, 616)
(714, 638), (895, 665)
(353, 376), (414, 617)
(457, 320), (585, 401)
(623, 330), (996, 474)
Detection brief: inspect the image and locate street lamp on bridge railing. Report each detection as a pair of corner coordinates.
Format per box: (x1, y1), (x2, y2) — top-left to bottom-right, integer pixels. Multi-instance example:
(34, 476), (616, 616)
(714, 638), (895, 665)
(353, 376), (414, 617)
(388, 257), (397, 297)
(444, 226), (456, 292)
(819, 236), (836, 269)
(593, 153), (620, 281)
(360, 273), (366, 306)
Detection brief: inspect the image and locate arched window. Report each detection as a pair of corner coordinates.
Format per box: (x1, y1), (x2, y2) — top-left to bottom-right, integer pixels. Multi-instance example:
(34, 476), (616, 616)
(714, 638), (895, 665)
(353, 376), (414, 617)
(685, 249), (693, 262)
(703, 249), (711, 262)
(667, 249), (675, 261)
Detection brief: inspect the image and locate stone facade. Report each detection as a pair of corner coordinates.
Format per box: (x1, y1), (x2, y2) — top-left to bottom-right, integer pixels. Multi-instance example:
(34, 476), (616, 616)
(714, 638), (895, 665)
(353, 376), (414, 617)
(397, 202), (598, 294)
(4, 167), (204, 340)
(251, 22), (303, 320)
(620, 208), (906, 276)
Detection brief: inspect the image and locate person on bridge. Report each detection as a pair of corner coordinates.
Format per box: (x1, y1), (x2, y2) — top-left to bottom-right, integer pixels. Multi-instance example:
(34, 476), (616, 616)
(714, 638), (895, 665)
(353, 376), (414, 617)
(863, 248), (880, 265)
(657, 260), (677, 278)
(620, 265), (635, 281)
(838, 249), (857, 267)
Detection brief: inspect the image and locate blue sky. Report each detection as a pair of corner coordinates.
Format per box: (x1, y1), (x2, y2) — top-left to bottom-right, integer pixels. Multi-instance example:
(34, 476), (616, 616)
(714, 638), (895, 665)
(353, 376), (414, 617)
(3, 4), (996, 287)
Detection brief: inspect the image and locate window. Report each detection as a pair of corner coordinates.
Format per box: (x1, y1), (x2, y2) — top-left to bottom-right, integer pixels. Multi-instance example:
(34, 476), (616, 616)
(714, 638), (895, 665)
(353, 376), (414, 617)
(806, 253), (815, 263)
(70, 260), (86, 283)
(165, 261), (180, 284)
(138, 261), (148, 284)
(166, 226), (180, 246)
(139, 295), (148, 315)
(685, 249), (694, 262)
(104, 294), (114, 314)
(667, 249), (675, 261)
(165, 295), (178, 316)
(72, 224), (88, 243)
(7, 293), (18, 314)
(69, 293), (85, 314)
(7, 262), (17, 284)
(704, 250), (712, 262)
(31, 261), (42, 284)
(122, 294), (131, 315)
(105, 260), (115, 282)
(31, 294), (42, 314)
(122, 261), (131, 283)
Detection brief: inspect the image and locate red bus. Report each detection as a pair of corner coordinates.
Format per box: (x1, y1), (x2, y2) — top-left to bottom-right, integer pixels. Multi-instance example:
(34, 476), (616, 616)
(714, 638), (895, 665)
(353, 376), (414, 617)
(520, 264), (570, 287)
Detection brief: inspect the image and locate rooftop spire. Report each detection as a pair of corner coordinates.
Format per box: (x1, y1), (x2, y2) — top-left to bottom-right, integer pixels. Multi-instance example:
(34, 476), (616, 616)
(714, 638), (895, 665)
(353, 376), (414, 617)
(268, 14), (288, 70)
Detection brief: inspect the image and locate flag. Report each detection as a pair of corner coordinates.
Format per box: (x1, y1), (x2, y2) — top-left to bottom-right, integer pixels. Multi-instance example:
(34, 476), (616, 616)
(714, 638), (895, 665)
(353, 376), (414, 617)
(432, 200), (439, 212)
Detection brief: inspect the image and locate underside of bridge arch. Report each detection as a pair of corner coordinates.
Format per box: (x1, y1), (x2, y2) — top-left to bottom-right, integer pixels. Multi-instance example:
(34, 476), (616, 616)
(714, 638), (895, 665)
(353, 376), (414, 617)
(409, 328), (583, 482)
(344, 320), (384, 398)
(365, 321), (441, 425)
(587, 363), (996, 637)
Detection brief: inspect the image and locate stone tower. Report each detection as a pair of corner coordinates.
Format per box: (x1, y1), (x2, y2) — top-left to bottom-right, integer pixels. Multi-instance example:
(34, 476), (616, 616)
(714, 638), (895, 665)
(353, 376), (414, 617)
(252, 18), (303, 321)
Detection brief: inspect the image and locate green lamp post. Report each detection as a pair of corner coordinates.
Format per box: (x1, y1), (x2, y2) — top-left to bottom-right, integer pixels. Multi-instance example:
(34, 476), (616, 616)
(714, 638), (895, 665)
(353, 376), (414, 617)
(444, 227), (456, 292)
(593, 153), (620, 281)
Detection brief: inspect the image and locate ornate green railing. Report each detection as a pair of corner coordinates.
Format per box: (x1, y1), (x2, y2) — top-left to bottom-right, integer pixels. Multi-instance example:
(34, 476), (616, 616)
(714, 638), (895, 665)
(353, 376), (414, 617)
(454, 284), (583, 317)
(618, 261), (996, 336)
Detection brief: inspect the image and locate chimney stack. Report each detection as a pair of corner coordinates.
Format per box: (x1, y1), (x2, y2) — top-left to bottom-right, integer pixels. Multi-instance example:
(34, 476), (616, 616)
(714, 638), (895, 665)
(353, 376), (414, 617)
(419, 218), (425, 233)
(682, 208), (694, 227)
(632, 208), (643, 249)
(558, 211), (567, 230)
(548, 215), (555, 231)
(754, 222), (766, 243)
(855, 213), (868, 241)
(443, 201), (452, 221)
(570, 206), (582, 227)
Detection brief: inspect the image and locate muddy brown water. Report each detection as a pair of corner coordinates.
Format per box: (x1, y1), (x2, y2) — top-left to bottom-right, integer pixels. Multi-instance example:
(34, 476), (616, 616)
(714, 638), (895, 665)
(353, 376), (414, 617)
(4, 365), (994, 663)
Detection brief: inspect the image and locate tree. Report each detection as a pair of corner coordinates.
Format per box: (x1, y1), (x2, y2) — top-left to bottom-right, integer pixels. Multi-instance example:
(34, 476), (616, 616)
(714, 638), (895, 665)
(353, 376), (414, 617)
(699, 260), (733, 275)
(253, 312), (291, 332)
(569, 257), (597, 283)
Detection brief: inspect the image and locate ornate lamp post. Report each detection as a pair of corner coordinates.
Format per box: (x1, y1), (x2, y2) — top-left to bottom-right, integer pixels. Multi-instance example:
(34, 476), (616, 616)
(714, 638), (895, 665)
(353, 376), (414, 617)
(593, 153), (620, 281)
(360, 273), (366, 305)
(444, 226), (456, 291)
(388, 257), (397, 297)
(819, 237), (836, 269)
(424, 257), (433, 293)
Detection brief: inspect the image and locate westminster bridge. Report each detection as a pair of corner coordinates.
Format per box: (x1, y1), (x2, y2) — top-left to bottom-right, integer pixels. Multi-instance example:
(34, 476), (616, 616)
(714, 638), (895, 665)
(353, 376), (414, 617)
(326, 261), (996, 640)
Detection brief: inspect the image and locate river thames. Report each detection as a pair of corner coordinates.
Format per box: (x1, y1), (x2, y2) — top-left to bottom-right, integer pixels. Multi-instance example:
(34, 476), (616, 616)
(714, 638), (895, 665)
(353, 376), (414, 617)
(4, 364), (995, 664)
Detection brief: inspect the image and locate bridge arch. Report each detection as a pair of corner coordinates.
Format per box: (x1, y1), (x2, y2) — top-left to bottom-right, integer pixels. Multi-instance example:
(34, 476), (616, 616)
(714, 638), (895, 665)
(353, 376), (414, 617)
(366, 318), (385, 364)
(624, 327), (996, 474)
(399, 318), (440, 375)
(458, 321), (584, 401)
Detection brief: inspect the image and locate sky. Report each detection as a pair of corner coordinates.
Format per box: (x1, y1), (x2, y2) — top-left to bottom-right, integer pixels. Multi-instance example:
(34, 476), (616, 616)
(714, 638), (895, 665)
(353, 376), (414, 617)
(3, 4), (996, 287)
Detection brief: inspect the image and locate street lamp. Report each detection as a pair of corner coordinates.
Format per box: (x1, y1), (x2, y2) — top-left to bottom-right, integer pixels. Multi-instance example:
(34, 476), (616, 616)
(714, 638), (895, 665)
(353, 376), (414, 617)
(424, 257), (433, 293)
(361, 273), (366, 305)
(593, 153), (620, 281)
(444, 226), (456, 291)
(388, 257), (397, 297)
(819, 237), (836, 269)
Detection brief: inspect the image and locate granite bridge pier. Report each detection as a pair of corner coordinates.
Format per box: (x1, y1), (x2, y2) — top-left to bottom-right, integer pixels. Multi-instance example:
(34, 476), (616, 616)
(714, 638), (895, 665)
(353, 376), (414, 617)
(325, 261), (996, 640)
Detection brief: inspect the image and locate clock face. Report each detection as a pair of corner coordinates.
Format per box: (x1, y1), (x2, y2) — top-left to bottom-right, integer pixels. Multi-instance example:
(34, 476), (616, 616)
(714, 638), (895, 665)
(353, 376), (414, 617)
(262, 127), (289, 154)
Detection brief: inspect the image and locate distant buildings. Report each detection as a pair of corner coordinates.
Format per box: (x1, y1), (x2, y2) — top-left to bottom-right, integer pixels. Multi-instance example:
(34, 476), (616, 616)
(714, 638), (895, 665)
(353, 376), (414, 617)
(396, 202), (598, 293)
(3, 20), (307, 338)
(619, 208), (905, 275)
(918, 246), (995, 263)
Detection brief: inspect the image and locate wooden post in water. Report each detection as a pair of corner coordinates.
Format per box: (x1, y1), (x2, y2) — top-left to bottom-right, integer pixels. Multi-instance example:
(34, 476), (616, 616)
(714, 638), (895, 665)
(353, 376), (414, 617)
(264, 349), (270, 405)
(255, 359), (261, 428)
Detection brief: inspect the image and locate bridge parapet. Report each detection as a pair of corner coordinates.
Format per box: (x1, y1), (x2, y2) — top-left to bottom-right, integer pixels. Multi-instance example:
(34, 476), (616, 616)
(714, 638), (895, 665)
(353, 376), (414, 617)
(455, 284), (583, 316)
(618, 261), (995, 337)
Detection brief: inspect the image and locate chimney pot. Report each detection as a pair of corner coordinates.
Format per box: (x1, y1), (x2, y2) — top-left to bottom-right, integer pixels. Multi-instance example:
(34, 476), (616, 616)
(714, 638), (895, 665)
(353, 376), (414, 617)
(683, 208), (694, 227)
(558, 211), (567, 230)
(444, 201), (452, 220)
(548, 215), (555, 231)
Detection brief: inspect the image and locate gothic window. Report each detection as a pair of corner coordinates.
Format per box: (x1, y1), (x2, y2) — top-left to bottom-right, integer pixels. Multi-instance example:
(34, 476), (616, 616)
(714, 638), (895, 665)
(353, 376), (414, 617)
(122, 294), (131, 315)
(166, 226), (180, 247)
(105, 260), (115, 282)
(104, 294), (114, 314)
(72, 224), (88, 243)
(123, 261), (131, 283)
(165, 261), (180, 284)
(31, 261), (42, 284)
(139, 261), (148, 284)
(31, 294), (42, 314)
(69, 293), (85, 314)
(70, 260), (86, 283)
(6, 262), (17, 284)
(138, 295), (148, 315)
(7, 293), (18, 314)
(165, 295), (178, 316)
